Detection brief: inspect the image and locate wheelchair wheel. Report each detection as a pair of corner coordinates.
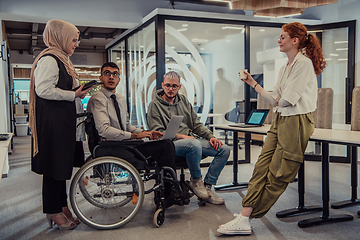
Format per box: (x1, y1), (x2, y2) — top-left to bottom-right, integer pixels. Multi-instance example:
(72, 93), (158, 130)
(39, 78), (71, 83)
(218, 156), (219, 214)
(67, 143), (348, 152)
(70, 156), (144, 229)
(153, 208), (165, 227)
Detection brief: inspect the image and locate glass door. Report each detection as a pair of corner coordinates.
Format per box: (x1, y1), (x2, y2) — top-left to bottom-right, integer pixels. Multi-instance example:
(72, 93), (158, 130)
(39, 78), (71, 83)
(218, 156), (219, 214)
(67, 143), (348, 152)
(307, 21), (355, 160)
(308, 21), (355, 125)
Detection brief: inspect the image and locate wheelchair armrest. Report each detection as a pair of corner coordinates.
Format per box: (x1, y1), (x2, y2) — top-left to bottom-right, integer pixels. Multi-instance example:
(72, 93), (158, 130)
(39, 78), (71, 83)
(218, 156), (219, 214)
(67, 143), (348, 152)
(96, 140), (148, 162)
(97, 139), (144, 148)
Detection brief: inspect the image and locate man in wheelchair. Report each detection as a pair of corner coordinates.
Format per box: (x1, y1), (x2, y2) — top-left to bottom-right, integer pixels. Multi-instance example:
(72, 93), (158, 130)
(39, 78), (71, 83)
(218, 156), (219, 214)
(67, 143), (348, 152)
(87, 62), (190, 211)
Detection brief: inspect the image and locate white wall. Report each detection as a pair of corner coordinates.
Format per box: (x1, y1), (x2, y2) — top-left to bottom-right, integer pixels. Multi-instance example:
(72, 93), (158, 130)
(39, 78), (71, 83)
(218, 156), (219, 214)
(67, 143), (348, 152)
(0, 19), (9, 133)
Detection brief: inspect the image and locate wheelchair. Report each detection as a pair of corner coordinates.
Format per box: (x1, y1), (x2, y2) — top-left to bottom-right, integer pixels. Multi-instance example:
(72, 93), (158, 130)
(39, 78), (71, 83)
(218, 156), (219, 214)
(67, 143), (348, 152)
(69, 113), (193, 230)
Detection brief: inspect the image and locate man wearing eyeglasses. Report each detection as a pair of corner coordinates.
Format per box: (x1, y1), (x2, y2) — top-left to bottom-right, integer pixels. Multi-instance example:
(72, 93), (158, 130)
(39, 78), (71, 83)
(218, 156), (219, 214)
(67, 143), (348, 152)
(147, 71), (230, 205)
(87, 63), (183, 205)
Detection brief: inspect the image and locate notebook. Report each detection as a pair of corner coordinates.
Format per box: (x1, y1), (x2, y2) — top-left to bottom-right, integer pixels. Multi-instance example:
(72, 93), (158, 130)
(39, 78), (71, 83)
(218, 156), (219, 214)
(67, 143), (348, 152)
(148, 115), (184, 141)
(229, 109), (269, 128)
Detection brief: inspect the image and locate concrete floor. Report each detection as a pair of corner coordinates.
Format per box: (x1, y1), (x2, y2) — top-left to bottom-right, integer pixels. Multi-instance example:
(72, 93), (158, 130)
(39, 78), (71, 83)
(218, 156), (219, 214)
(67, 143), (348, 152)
(1, 135), (360, 240)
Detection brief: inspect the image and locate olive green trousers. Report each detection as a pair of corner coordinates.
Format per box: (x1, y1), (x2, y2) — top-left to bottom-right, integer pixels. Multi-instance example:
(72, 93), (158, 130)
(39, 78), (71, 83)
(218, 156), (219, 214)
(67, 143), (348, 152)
(242, 112), (314, 218)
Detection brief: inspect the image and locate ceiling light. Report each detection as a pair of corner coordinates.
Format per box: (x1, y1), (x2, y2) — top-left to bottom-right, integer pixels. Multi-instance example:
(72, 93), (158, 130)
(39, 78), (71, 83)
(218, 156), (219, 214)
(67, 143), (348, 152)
(276, 13), (302, 18)
(259, 29), (265, 32)
(192, 38), (209, 43)
(182, 23), (188, 27)
(325, 58), (332, 61)
(177, 28), (187, 32)
(200, 48), (205, 50)
(338, 58), (348, 61)
(221, 26), (244, 30)
(91, 73), (101, 76)
(253, 14), (276, 18)
(308, 30), (324, 33)
(329, 53), (339, 56)
(334, 41), (348, 44)
(336, 48), (348, 51)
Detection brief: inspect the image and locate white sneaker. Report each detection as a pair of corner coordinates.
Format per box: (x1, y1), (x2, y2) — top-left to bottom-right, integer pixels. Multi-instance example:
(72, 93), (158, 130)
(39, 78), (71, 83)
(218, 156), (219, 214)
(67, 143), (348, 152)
(204, 185), (224, 205)
(189, 177), (210, 199)
(217, 213), (252, 235)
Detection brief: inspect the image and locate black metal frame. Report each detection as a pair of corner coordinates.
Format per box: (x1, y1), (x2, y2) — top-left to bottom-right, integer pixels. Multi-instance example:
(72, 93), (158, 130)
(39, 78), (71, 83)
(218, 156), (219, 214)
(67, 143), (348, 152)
(105, 14), (356, 159)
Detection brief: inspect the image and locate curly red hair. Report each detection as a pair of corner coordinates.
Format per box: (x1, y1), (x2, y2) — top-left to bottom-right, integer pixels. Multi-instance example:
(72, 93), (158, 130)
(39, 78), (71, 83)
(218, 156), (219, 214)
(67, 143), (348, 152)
(282, 22), (326, 75)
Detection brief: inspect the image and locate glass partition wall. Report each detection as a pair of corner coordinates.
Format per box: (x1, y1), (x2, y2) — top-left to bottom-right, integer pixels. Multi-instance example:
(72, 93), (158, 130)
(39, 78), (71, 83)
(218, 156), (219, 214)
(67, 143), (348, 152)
(106, 14), (355, 163)
(164, 20), (245, 127)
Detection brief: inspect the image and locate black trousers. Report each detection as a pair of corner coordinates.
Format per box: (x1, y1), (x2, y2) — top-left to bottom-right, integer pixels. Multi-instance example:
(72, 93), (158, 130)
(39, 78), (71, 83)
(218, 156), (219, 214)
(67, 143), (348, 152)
(135, 140), (176, 171)
(42, 175), (68, 214)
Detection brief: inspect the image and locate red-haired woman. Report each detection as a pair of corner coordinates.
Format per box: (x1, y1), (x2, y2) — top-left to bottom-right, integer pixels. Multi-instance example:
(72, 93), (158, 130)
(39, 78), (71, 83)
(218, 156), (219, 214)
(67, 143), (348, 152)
(218, 22), (326, 235)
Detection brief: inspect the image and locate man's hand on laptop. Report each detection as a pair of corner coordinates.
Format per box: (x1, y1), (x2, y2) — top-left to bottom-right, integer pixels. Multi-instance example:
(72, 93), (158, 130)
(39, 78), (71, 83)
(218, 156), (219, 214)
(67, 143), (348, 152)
(176, 134), (195, 140)
(149, 131), (164, 140)
(131, 131), (153, 139)
(210, 137), (223, 150)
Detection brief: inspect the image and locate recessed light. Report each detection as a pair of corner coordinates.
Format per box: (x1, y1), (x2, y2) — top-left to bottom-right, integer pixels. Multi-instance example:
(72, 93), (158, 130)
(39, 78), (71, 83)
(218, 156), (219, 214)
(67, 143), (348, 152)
(334, 41), (348, 44)
(222, 26), (244, 30)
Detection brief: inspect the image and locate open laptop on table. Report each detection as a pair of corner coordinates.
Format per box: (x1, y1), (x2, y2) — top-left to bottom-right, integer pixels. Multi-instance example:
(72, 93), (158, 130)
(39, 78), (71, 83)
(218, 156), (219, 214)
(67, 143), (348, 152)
(148, 115), (184, 141)
(229, 109), (269, 128)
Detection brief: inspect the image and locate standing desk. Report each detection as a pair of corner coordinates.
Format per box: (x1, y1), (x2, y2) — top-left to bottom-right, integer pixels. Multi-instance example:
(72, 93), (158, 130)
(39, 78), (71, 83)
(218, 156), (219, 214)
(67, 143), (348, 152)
(211, 124), (360, 228)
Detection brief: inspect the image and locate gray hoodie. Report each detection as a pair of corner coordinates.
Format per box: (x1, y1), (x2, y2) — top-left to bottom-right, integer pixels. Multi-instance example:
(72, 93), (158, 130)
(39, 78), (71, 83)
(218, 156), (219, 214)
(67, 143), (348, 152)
(147, 89), (214, 140)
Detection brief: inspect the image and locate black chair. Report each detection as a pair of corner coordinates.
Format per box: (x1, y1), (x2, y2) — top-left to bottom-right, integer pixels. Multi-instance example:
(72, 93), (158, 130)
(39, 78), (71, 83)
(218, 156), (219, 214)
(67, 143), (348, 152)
(69, 113), (191, 229)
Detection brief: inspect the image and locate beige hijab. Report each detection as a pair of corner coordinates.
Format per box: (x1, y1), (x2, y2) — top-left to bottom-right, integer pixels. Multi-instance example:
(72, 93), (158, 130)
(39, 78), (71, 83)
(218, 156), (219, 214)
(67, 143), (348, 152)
(29, 19), (80, 156)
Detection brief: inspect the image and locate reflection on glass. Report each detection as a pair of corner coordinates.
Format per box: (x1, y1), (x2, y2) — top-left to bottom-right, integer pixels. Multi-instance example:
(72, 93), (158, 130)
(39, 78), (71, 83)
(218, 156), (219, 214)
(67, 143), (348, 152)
(321, 27), (348, 157)
(321, 27), (348, 124)
(164, 20), (245, 129)
(128, 23), (155, 128)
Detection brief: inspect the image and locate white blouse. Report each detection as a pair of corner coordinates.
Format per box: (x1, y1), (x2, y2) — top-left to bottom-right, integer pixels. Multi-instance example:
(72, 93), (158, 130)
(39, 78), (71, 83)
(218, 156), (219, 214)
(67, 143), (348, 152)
(34, 56), (75, 101)
(261, 52), (318, 116)
(34, 56), (85, 141)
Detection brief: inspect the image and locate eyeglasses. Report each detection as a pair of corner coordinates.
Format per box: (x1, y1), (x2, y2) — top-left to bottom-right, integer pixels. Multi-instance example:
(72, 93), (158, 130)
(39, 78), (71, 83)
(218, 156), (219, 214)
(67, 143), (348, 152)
(164, 84), (180, 89)
(72, 39), (81, 45)
(102, 71), (120, 78)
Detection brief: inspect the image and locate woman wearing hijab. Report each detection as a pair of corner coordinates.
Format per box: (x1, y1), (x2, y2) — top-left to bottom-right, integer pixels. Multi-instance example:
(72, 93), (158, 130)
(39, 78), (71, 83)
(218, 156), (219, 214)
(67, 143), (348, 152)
(29, 19), (90, 230)
(217, 22), (326, 235)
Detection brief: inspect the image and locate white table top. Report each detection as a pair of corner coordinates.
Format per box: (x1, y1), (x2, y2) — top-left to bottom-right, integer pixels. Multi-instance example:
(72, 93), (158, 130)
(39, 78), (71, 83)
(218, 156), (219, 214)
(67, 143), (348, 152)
(0, 133), (13, 182)
(0, 133), (13, 148)
(211, 124), (360, 146)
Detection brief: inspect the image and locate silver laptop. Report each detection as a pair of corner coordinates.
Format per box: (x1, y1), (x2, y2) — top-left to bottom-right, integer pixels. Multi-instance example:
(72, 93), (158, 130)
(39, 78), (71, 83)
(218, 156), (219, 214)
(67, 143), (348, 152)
(148, 115), (184, 141)
(229, 109), (269, 128)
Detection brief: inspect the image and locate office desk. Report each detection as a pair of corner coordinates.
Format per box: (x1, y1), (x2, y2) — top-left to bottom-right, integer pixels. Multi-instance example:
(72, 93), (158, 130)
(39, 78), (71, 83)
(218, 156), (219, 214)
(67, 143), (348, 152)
(212, 125), (269, 190)
(212, 125), (360, 228)
(0, 133), (13, 182)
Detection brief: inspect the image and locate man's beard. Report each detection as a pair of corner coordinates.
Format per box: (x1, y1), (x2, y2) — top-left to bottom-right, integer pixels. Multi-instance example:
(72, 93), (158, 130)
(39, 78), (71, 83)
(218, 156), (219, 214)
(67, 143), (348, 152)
(164, 92), (175, 99)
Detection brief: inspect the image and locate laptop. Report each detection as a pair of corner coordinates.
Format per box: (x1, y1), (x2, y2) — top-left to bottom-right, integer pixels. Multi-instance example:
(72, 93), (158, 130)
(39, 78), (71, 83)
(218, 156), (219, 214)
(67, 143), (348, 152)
(229, 109), (269, 128)
(148, 115), (184, 141)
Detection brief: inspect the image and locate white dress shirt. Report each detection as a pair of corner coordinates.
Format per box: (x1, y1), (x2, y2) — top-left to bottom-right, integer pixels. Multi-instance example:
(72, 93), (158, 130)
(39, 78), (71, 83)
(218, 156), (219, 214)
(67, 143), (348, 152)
(87, 88), (143, 141)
